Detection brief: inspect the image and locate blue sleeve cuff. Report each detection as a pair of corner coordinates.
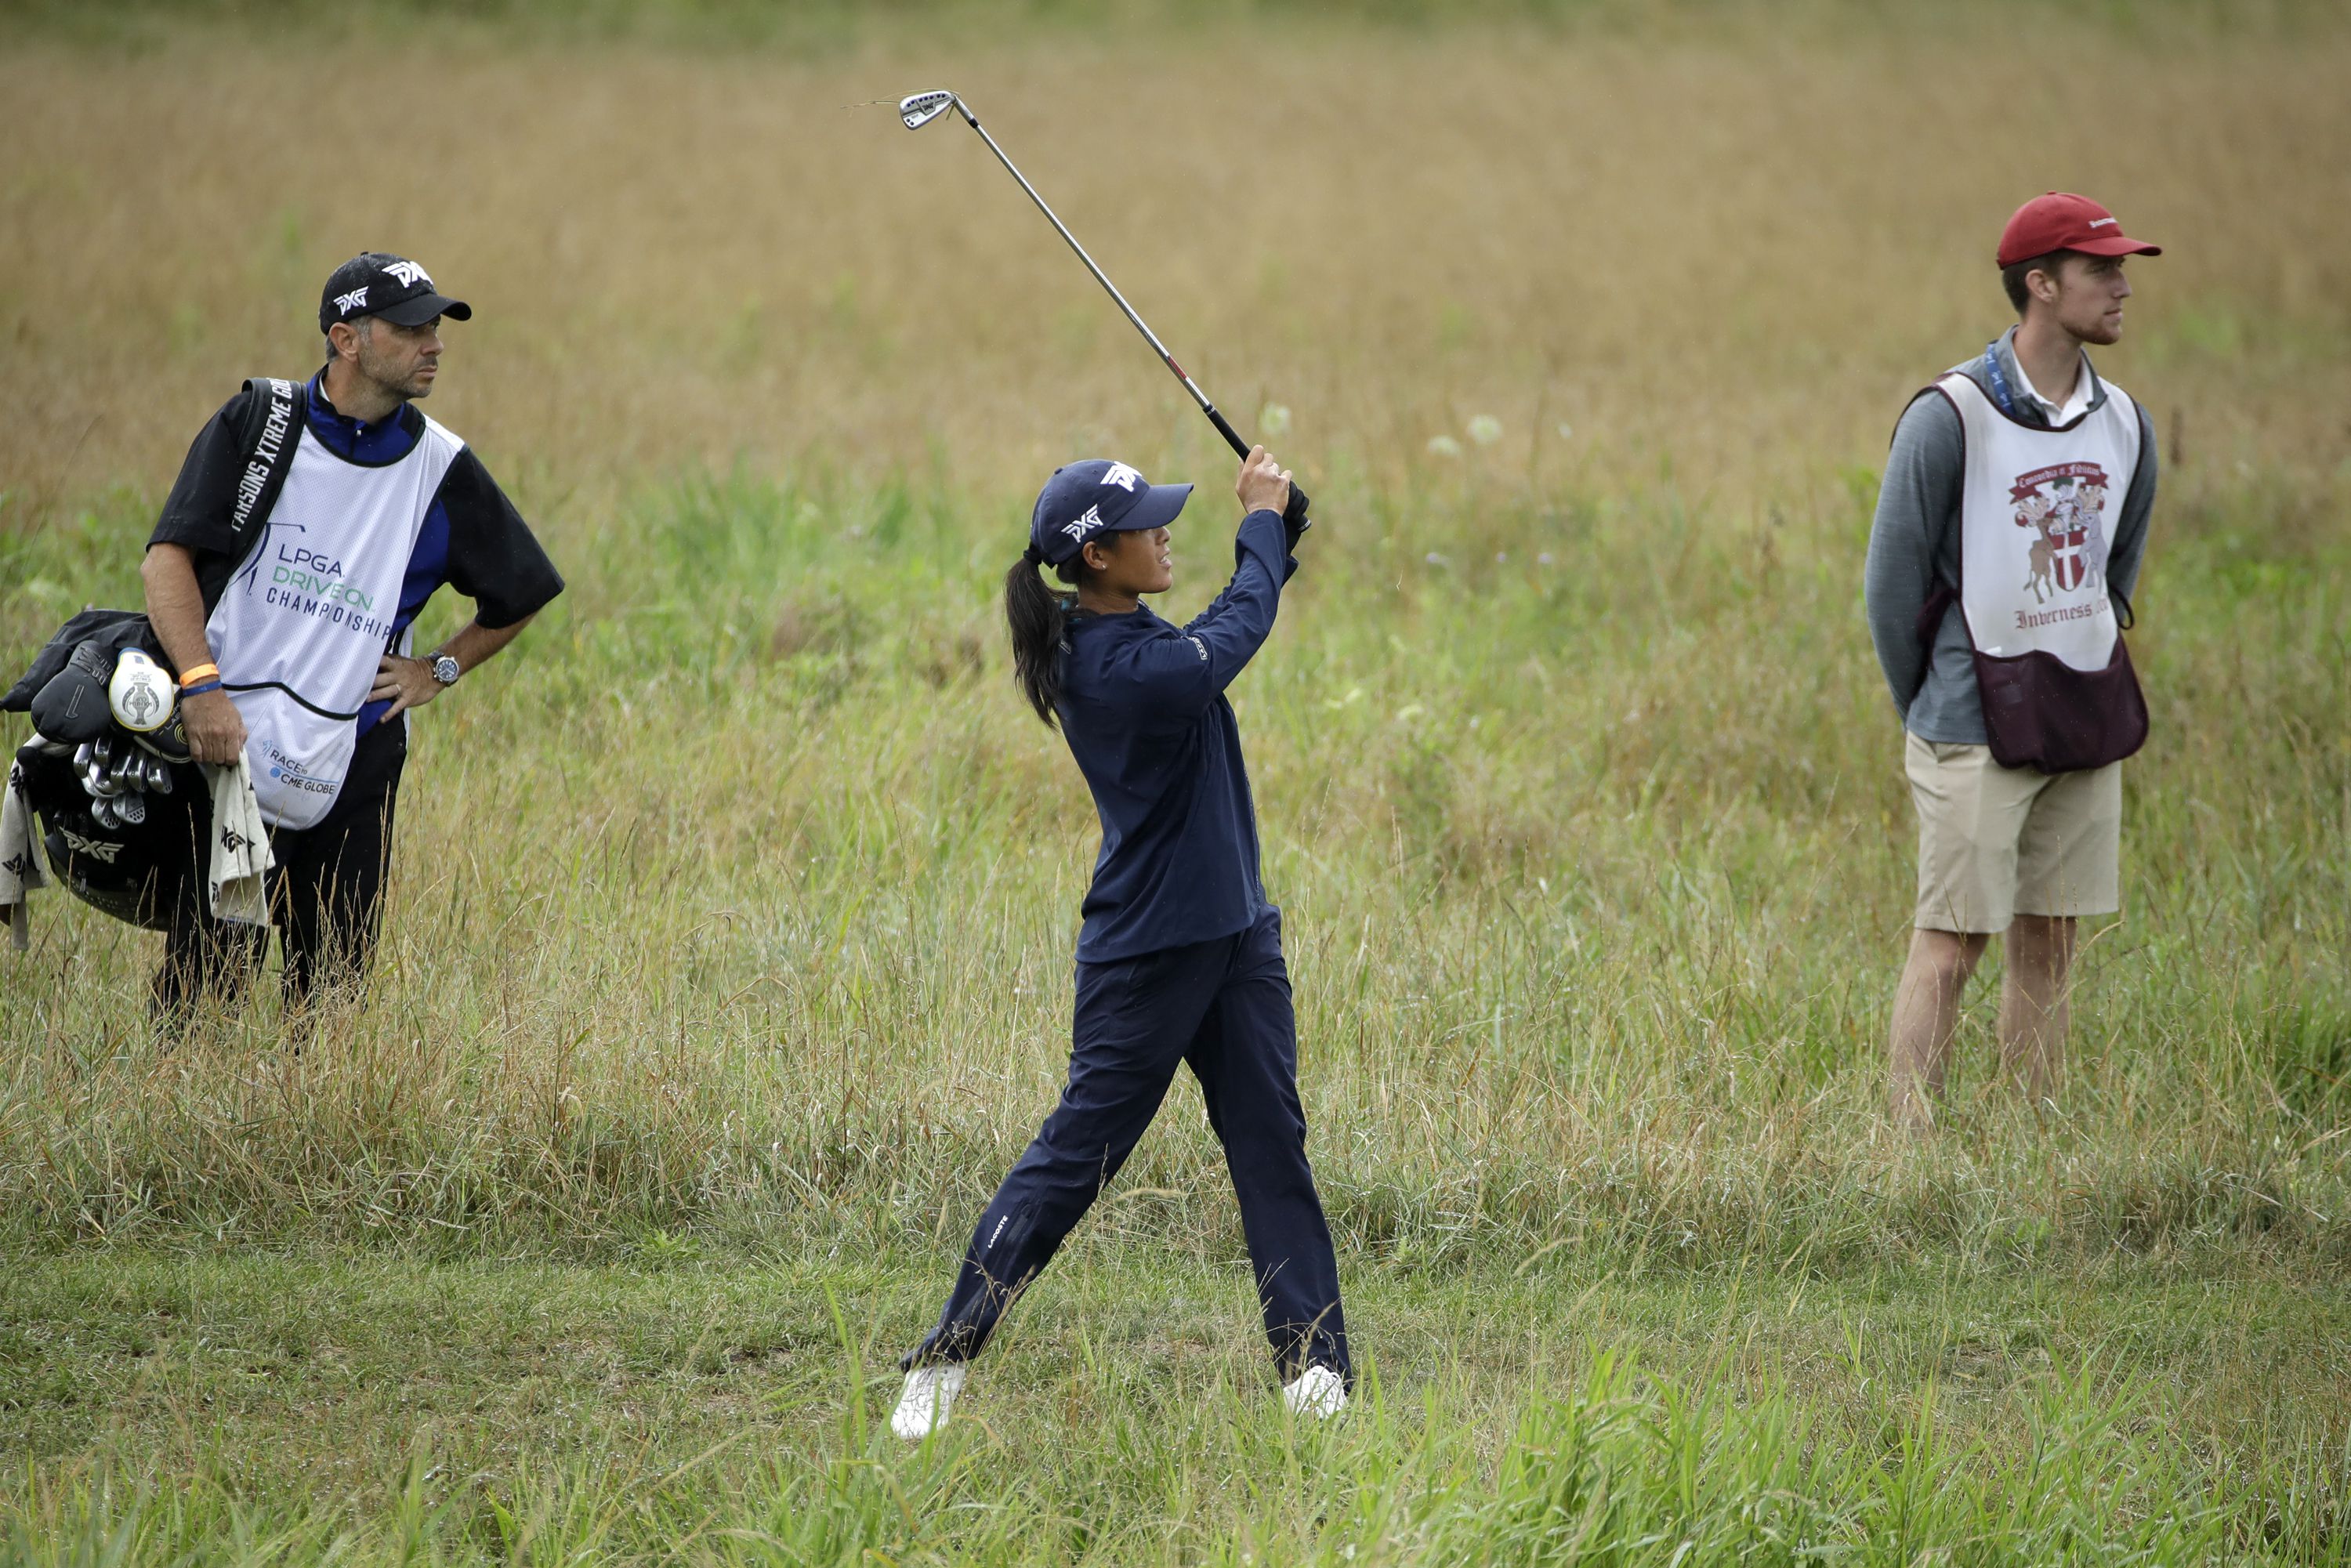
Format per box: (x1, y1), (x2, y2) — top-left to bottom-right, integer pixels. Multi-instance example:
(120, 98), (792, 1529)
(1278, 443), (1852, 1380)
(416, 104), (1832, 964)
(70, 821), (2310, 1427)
(1237, 509), (1295, 573)
(1237, 509), (1287, 552)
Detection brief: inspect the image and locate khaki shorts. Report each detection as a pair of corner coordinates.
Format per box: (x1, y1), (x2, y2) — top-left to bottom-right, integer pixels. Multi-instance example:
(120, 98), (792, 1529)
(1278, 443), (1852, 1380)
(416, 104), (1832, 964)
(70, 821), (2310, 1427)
(1905, 733), (2121, 934)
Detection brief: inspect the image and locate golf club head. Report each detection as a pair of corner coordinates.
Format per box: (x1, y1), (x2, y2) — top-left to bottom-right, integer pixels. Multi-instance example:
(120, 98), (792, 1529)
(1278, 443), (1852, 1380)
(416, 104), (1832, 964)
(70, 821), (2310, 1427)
(91, 796), (119, 831)
(91, 734), (112, 766)
(899, 90), (959, 130)
(73, 741), (94, 773)
(136, 721), (192, 765)
(147, 756), (174, 795)
(114, 791), (147, 825)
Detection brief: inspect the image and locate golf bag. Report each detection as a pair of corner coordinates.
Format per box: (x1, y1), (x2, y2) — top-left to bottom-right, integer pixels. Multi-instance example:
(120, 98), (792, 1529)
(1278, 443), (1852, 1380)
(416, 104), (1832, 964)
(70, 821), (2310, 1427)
(9, 737), (200, 931)
(5, 614), (205, 930)
(2, 377), (305, 932)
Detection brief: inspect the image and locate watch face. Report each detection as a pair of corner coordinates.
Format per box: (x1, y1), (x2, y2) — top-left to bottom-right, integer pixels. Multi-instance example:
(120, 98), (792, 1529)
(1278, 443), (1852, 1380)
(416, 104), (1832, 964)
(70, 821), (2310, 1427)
(432, 655), (460, 685)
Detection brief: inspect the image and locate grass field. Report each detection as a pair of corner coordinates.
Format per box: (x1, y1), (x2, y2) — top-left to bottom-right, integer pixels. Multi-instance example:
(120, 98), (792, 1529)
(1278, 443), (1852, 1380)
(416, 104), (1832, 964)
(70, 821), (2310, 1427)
(3, 3), (2349, 1562)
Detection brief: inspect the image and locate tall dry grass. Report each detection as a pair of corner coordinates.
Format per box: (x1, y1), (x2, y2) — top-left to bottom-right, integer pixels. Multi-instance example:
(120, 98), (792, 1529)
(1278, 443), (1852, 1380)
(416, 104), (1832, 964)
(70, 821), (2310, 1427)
(2, 10), (2349, 516)
(3, 459), (2344, 1263)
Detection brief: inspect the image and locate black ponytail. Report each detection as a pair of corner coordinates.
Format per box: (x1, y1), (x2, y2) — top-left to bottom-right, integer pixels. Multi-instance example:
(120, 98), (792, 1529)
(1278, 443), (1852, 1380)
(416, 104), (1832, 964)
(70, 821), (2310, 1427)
(1007, 545), (1077, 726)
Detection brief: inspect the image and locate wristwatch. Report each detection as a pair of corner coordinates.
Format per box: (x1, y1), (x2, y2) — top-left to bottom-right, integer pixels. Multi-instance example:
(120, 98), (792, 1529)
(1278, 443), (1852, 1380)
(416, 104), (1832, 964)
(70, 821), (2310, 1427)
(429, 652), (461, 687)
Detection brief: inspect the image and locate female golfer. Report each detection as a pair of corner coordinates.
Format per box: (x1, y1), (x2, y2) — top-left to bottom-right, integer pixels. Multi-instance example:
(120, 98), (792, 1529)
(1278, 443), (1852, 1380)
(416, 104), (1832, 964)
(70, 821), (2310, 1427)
(891, 446), (1351, 1439)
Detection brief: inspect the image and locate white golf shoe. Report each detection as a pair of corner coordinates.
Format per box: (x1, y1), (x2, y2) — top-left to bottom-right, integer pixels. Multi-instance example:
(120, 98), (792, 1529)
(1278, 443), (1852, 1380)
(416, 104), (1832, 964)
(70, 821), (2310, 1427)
(889, 1363), (966, 1440)
(1282, 1363), (1346, 1420)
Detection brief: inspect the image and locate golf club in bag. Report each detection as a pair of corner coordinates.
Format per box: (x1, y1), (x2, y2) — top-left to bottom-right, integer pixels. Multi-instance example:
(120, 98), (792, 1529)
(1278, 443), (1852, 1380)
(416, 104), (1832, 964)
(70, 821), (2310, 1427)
(899, 89), (1311, 538)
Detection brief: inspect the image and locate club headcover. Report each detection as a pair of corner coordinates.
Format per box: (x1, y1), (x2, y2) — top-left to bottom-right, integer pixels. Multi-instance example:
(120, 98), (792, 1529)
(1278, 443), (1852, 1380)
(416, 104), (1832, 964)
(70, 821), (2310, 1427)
(107, 648), (177, 733)
(29, 641), (116, 744)
(133, 722), (194, 765)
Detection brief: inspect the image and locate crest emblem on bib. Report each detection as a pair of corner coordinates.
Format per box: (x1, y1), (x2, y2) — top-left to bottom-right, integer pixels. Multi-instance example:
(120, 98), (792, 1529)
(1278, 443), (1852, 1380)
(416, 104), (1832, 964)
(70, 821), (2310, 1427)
(2010, 462), (2110, 603)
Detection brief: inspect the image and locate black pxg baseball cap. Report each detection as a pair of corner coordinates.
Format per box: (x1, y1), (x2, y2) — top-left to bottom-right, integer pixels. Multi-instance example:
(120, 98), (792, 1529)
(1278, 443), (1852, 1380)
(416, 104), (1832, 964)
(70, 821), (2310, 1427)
(1027, 459), (1192, 567)
(318, 252), (472, 336)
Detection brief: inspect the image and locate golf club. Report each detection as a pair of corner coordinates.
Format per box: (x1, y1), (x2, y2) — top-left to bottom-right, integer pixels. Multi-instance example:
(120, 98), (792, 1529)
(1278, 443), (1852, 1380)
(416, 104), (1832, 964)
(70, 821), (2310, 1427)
(114, 791), (147, 826)
(136, 723), (192, 767)
(91, 797), (119, 831)
(898, 89), (1310, 535)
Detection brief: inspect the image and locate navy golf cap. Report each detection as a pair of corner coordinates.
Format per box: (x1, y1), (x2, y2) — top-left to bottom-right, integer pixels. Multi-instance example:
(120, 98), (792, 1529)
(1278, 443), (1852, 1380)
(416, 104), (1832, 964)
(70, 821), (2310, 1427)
(318, 252), (472, 335)
(1028, 459), (1192, 567)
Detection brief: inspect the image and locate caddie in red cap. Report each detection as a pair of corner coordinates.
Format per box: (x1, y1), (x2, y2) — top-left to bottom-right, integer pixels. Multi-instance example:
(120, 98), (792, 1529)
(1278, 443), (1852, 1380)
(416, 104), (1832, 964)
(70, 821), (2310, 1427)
(1862, 193), (2162, 1131)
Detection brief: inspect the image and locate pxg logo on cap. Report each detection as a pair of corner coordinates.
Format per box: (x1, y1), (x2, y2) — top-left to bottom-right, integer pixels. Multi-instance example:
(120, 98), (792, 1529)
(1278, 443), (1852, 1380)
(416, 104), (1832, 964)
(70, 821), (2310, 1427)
(1029, 459), (1194, 567)
(318, 252), (474, 335)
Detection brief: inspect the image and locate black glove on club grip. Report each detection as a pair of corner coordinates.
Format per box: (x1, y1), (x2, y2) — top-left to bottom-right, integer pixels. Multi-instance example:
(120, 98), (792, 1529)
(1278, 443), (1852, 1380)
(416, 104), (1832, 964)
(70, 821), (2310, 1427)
(1282, 480), (1313, 549)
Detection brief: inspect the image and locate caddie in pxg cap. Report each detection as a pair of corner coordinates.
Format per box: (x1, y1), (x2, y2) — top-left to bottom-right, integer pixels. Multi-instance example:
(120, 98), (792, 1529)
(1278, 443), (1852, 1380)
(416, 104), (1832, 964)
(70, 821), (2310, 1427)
(318, 252), (473, 335)
(1026, 459), (1193, 568)
(1997, 193), (2162, 270)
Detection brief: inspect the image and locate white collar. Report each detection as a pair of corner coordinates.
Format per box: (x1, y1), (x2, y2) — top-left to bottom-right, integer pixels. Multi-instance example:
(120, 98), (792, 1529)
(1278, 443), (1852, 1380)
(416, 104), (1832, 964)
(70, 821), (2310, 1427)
(2010, 346), (2095, 424)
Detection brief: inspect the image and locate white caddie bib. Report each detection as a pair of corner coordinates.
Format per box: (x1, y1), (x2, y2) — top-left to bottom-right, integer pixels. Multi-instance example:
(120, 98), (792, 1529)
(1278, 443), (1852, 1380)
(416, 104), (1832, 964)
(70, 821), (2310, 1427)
(205, 415), (464, 828)
(1939, 371), (2139, 668)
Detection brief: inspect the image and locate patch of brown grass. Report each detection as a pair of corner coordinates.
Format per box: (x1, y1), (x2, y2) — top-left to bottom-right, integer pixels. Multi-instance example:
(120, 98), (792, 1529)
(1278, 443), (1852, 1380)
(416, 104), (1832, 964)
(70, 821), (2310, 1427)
(2, 14), (2347, 522)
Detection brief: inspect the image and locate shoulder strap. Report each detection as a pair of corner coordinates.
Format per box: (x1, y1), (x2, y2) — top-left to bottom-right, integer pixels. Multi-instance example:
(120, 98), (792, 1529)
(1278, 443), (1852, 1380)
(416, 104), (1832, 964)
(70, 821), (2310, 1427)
(1976, 342), (2020, 418)
(223, 377), (305, 561)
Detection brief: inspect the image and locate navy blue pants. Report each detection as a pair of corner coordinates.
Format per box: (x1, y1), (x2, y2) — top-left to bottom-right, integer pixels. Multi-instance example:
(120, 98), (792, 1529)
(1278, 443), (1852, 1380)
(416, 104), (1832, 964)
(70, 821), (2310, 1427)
(907, 907), (1350, 1382)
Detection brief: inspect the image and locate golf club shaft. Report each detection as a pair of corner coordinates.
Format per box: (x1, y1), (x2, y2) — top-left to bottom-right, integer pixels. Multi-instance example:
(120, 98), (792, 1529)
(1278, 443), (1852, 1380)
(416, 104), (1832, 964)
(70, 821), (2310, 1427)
(951, 102), (1253, 461)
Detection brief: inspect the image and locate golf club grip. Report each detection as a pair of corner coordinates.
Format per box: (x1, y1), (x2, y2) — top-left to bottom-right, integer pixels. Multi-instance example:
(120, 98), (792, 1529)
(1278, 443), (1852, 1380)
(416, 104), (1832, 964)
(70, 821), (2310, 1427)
(1202, 402), (1310, 529)
(1283, 480), (1313, 537)
(1204, 404), (1252, 460)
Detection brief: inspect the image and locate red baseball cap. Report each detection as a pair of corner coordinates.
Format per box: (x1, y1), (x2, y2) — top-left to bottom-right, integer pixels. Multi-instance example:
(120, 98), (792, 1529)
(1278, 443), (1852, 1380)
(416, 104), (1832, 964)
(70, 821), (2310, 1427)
(1997, 192), (2162, 269)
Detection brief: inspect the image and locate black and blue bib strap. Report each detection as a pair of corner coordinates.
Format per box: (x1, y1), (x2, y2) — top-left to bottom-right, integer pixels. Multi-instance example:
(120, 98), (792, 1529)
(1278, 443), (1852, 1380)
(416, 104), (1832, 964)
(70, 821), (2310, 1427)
(1980, 342), (2018, 419)
(226, 376), (306, 559)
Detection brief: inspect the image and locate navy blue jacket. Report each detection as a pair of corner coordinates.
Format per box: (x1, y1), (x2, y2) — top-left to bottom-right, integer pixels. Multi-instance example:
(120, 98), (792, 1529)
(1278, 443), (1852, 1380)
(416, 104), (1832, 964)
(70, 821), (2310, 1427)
(1059, 509), (1296, 962)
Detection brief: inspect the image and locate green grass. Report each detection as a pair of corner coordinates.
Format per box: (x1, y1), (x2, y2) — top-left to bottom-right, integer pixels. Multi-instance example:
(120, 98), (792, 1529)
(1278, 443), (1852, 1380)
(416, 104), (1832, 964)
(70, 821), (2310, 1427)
(4, 450), (2347, 1560)
(5, 460), (2346, 1258)
(4, 1249), (2347, 1563)
(7, 0), (2350, 1548)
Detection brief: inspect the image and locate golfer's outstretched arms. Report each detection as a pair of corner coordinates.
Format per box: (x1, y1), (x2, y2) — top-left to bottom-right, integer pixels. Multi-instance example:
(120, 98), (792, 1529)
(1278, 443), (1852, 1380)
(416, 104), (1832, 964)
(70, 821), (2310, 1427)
(1114, 447), (1299, 717)
(1099, 515), (1279, 714)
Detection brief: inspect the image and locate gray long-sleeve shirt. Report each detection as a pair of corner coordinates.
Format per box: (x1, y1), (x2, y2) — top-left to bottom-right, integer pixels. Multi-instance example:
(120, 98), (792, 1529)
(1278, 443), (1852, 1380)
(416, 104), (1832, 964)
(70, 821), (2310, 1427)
(1862, 326), (2157, 742)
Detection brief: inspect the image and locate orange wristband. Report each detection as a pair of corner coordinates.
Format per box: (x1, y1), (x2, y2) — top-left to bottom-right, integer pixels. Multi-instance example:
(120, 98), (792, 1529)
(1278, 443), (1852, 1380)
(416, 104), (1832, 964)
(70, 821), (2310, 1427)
(177, 662), (219, 688)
